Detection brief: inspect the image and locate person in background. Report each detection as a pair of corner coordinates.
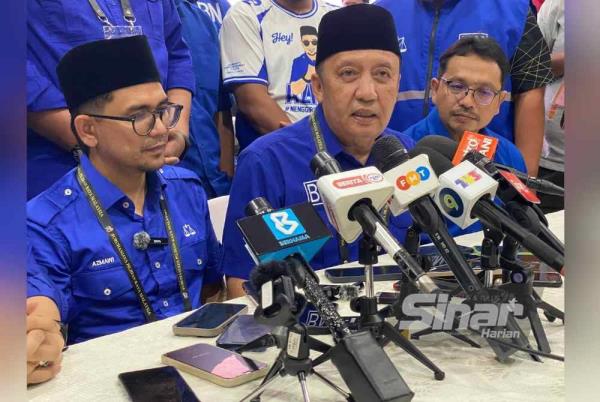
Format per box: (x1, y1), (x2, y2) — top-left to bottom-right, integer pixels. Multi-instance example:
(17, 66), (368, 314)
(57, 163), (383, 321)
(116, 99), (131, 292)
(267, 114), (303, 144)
(222, 4), (416, 298)
(403, 37), (527, 172)
(27, 0), (194, 199)
(375, 0), (554, 176)
(175, 0), (235, 197)
(220, 0), (336, 151)
(27, 36), (223, 344)
(343, 0), (369, 5)
(537, 0), (565, 213)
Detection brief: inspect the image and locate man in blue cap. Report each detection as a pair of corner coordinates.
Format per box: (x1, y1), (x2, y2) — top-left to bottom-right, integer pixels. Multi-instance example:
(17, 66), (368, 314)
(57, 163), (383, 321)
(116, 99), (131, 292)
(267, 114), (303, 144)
(222, 4), (416, 297)
(27, 36), (223, 344)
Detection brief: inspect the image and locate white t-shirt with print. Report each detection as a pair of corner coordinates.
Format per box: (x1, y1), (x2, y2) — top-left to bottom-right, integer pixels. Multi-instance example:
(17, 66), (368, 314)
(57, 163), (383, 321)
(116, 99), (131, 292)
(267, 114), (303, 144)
(220, 0), (336, 123)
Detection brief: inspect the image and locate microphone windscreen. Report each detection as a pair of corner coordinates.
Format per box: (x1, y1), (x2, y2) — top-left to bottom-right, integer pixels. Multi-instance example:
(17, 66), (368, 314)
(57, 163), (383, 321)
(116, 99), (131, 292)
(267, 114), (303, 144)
(133, 231), (150, 250)
(310, 151), (342, 178)
(245, 197), (274, 217)
(371, 135), (409, 173)
(415, 135), (458, 160)
(408, 146), (454, 175)
(249, 260), (289, 290)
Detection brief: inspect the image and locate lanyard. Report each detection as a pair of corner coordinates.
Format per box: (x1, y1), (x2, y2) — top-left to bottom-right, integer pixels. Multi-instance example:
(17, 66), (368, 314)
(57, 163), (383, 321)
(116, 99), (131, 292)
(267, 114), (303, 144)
(76, 166), (192, 322)
(309, 112), (391, 264)
(88, 0), (136, 27)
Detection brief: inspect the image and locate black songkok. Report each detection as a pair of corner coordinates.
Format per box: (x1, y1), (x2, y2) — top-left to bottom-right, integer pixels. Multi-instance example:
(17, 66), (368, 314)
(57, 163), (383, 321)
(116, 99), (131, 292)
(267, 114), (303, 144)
(316, 4), (401, 67)
(57, 35), (161, 111)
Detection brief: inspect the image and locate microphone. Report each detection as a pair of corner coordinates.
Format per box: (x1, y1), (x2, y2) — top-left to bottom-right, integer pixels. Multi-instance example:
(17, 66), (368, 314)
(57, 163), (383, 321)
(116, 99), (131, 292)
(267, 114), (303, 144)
(236, 197), (331, 264)
(132, 231), (168, 250)
(422, 147), (564, 270)
(310, 151), (439, 293)
(416, 136), (565, 257)
(416, 135), (564, 196)
(371, 136), (483, 296)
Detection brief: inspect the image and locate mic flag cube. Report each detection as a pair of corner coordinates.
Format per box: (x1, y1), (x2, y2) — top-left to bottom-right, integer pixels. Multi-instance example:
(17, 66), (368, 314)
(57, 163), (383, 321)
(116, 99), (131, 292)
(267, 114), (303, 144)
(237, 202), (332, 264)
(435, 161), (498, 229)
(316, 166), (393, 243)
(451, 131), (498, 166)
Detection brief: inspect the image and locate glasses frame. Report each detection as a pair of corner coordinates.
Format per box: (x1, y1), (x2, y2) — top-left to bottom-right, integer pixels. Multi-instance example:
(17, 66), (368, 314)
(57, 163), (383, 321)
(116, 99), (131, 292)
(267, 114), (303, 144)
(302, 40), (318, 46)
(440, 77), (501, 106)
(85, 102), (183, 136)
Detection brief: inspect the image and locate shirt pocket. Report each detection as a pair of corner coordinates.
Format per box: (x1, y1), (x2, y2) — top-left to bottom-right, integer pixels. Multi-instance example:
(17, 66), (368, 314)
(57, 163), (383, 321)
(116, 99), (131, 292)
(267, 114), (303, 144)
(180, 239), (209, 284)
(72, 265), (134, 301)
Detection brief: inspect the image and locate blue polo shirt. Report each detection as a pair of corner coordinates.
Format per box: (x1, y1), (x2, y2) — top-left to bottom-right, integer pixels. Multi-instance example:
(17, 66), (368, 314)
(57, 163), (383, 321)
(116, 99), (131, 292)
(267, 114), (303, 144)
(27, 155), (222, 344)
(221, 105), (416, 280)
(402, 108), (527, 173)
(27, 0), (195, 200)
(175, 0), (232, 197)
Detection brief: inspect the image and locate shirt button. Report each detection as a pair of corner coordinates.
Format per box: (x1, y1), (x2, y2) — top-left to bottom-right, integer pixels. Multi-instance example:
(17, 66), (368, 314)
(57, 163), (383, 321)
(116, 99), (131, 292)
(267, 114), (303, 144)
(154, 262), (161, 269)
(197, 258), (203, 265)
(64, 188), (72, 196)
(163, 300), (169, 307)
(103, 288), (112, 296)
(122, 201), (129, 209)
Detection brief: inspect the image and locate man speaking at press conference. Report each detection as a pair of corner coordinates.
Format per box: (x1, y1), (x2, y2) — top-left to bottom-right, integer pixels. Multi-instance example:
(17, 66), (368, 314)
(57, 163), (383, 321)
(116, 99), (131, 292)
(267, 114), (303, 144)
(222, 4), (416, 298)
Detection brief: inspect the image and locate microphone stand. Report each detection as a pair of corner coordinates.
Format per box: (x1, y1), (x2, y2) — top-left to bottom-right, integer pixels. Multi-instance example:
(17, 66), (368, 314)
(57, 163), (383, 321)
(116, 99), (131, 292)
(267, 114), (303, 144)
(349, 233), (445, 381)
(240, 323), (351, 402)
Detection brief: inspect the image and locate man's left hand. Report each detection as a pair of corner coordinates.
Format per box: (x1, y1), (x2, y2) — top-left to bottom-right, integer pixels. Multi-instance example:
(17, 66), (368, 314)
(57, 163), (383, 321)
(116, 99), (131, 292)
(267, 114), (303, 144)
(164, 130), (188, 165)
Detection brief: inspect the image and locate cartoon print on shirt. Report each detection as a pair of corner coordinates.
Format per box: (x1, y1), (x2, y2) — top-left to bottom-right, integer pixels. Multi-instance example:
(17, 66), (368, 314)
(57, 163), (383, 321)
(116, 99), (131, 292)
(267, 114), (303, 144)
(286, 25), (318, 106)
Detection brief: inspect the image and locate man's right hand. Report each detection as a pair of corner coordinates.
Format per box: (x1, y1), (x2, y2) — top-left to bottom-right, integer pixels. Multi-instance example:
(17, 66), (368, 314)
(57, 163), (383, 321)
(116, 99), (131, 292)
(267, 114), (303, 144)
(26, 297), (64, 385)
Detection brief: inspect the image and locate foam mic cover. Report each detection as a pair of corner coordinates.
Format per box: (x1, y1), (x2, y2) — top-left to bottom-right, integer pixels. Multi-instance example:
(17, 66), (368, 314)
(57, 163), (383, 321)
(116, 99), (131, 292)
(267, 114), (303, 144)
(408, 146), (454, 175)
(372, 136), (410, 173)
(311, 151), (342, 178)
(414, 135), (458, 160)
(133, 231), (151, 250)
(249, 260), (289, 290)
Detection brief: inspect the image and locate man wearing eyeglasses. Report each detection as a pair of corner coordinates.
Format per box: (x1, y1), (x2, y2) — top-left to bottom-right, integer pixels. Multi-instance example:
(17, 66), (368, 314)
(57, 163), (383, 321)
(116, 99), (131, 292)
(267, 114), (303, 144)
(27, 36), (223, 344)
(403, 37), (527, 172)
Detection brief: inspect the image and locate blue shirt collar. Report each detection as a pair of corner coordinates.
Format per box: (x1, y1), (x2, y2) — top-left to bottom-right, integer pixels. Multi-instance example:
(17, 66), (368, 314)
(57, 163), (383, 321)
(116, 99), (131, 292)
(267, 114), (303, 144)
(79, 154), (167, 209)
(314, 105), (378, 166)
(425, 108), (490, 139)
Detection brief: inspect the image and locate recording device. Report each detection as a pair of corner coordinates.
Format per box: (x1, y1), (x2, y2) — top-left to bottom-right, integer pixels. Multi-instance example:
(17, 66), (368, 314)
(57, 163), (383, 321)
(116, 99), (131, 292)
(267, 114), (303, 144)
(161, 343), (268, 387)
(416, 135), (564, 196)
(118, 366), (199, 402)
(310, 151), (438, 294)
(132, 231), (168, 250)
(172, 303), (248, 337)
(243, 198), (414, 402)
(216, 315), (273, 351)
(372, 136), (485, 297)
(420, 147), (564, 271)
(325, 265), (404, 283)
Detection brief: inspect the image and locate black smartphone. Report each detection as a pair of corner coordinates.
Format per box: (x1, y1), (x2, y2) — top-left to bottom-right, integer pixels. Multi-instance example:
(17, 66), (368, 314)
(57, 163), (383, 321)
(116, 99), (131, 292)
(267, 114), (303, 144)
(173, 303), (248, 337)
(324, 265), (403, 283)
(215, 315), (272, 350)
(118, 366), (199, 402)
(242, 280), (259, 305)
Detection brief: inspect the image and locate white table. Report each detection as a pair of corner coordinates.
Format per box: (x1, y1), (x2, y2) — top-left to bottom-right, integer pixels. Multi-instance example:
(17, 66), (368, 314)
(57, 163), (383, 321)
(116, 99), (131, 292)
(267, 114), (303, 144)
(28, 212), (565, 402)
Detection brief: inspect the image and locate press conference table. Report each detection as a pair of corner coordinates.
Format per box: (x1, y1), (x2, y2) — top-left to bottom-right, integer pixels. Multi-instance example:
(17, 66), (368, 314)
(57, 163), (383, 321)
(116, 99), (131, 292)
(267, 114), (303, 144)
(28, 212), (565, 402)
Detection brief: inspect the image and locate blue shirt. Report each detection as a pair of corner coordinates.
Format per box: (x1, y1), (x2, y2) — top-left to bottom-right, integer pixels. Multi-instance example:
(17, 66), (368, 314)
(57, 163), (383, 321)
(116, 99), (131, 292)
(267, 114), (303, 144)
(221, 105), (416, 280)
(375, 0), (529, 141)
(402, 108), (527, 173)
(27, 244), (64, 317)
(27, 156), (222, 344)
(27, 0), (195, 200)
(175, 0), (232, 197)
(287, 53), (317, 104)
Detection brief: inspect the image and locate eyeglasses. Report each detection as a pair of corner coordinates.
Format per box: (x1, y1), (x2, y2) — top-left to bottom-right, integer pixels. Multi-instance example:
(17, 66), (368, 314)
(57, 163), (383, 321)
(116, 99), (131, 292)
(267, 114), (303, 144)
(303, 40), (318, 46)
(440, 78), (500, 106)
(85, 102), (183, 136)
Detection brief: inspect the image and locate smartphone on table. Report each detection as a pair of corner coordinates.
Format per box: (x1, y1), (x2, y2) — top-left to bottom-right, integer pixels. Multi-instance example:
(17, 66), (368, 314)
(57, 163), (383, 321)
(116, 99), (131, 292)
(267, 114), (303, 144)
(215, 315), (272, 350)
(118, 366), (200, 402)
(162, 343), (268, 387)
(173, 302), (248, 337)
(324, 265), (403, 283)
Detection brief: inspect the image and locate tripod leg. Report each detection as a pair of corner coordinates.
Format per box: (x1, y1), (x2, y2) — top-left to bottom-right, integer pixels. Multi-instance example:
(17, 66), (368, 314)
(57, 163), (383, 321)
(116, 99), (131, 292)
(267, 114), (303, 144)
(297, 372), (311, 402)
(244, 349), (285, 402)
(312, 370), (352, 400)
(533, 290), (565, 321)
(239, 369), (286, 402)
(381, 321), (445, 380)
(527, 306), (552, 353)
